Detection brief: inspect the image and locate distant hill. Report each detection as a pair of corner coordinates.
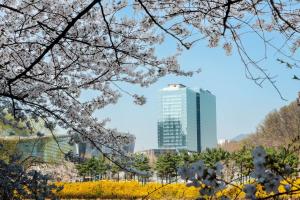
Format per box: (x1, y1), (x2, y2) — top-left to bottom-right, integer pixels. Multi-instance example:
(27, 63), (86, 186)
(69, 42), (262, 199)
(231, 134), (250, 142)
(243, 101), (300, 147)
(220, 101), (300, 152)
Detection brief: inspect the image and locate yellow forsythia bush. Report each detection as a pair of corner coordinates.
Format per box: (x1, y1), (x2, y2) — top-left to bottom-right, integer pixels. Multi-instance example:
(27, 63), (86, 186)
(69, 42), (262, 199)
(56, 181), (199, 199)
(216, 178), (300, 199)
(56, 179), (300, 199)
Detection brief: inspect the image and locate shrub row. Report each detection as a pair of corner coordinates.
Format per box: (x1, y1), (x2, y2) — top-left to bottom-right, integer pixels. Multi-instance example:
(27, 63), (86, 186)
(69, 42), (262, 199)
(56, 179), (300, 199)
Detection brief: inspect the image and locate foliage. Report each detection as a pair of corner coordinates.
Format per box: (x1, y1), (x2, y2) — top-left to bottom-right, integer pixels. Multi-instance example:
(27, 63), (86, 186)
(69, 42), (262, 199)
(265, 147), (299, 175)
(180, 146), (300, 199)
(0, 154), (61, 200)
(155, 153), (180, 183)
(216, 179), (300, 199)
(76, 156), (109, 180)
(222, 102), (300, 151)
(110, 162), (122, 180)
(133, 153), (152, 172)
(0, 0), (299, 161)
(229, 147), (253, 183)
(177, 150), (194, 164)
(133, 153), (152, 182)
(56, 179), (300, 199)
(0, 139), (19, 161)
(56, 180), (199, 199)
(253, 102), (300, 146)
(0, 112), (31, 136)
(0, 1), (299, 198)
(197, 148), (231, 168)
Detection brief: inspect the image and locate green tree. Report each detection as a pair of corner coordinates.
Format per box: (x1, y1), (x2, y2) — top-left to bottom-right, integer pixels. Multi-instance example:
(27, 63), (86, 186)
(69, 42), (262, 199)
(177, 150), (194, 166)
(230, 147), (253, 183)
(76, 156), (109, 181)
(155, 153), (180, 183)
(110, 163), (122, 181)
(228, 146), (299, 184)
(0, 140), (18, 162)
(0, 113), (30, 136)
(198, 148), (231, 167)
(265, 147), (299, 176)
(133, 153), (152, 184)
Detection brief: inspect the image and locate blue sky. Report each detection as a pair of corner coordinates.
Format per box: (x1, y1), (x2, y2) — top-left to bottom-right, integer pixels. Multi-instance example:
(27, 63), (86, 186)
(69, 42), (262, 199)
(90, 33), (299, 152)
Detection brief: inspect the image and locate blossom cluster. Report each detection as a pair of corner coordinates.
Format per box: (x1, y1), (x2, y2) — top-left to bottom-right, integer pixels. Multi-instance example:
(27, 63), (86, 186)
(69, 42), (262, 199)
(180, 146), (299, 199)
(0, 0), (194, 162)
(179, 160), (225, 197)
(0, 0), (299, 181)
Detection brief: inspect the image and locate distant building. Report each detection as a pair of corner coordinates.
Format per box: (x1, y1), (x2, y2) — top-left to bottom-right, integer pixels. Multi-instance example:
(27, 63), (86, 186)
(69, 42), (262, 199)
(158, 84), (217, 152)
(1, 132), (136, 162)
(0, 135), (73, 163)
(138, 148), (178, 166)
(217, 139), (229, 145)
(74, 133), (136, 159)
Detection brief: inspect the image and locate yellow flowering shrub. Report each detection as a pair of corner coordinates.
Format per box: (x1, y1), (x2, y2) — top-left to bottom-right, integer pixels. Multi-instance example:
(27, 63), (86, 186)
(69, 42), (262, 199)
(216, 178), (300, 199)
(56, 181), (199, 199)
(56, 179), (300, 199)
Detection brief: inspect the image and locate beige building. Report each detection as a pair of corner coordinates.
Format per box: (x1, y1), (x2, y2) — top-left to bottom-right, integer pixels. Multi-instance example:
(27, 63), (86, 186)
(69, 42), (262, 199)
(137, 148), (177, 166)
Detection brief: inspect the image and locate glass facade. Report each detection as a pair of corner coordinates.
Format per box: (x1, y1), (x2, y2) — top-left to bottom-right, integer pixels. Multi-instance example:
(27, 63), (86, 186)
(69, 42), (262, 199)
(158, 84), (217, 152)
(158, 86), (187, 149)
(8, 135), (74, 163)
(2, 132), (136, 162)
(198, 89), (217, 150)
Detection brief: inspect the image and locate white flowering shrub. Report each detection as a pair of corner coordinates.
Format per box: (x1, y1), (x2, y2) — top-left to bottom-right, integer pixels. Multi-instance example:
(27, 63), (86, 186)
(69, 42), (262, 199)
(0, 153), (62, 200)
(179, 145), (300, 199)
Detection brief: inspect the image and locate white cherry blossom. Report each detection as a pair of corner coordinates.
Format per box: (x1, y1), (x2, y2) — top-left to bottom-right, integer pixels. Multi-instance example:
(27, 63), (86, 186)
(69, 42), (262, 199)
(243, 184), (257, 200)
(0, 0), (299, 183)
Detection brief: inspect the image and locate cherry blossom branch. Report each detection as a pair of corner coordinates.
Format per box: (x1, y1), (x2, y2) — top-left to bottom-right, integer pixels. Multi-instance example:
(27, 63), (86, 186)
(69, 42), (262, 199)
(7, 0), (98, 85)
(222, 0), (231, 35)
(137, 0), (190, 49)
(98, 0), (121, 66)
(268, 0), (300, 33)
(0, 4), (24, 14)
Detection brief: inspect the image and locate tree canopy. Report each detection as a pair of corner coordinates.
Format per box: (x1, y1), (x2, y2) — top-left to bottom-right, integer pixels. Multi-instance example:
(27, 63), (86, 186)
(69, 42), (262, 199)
(249, 101), (300, 147)
(0, 0), (299, 161)
(221, 101), (300, 151)
(155, 153), (180, 183)
(76, 156), (109, 180)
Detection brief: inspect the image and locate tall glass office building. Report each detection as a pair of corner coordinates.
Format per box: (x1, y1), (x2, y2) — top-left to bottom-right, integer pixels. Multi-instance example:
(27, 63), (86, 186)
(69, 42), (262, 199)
(158, 84), (217, 152)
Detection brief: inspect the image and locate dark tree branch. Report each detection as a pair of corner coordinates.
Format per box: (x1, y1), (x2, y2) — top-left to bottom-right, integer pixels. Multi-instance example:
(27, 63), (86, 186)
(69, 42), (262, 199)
(0, 4), (24, 14)
(222, 0), (231, 35)
(269, 0), (299, 33)
(137, 0), (190, 49)
(7, 0), (99, 84)
(98, 0), (121, 67)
